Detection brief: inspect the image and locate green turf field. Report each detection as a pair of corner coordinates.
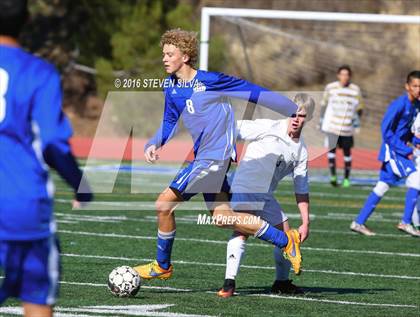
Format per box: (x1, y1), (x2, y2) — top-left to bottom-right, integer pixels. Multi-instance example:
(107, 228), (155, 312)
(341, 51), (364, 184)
(1, 165), (419, 317)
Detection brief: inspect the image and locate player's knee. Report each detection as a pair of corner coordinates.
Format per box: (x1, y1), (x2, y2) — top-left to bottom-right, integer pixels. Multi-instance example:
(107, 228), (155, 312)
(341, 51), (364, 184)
(232, 231), (248, 240)
(155, 200), (173, 216)
(211, 209), (231, 228)
(406, 172), (420, 190)
(373, 181), (389, 197)
(213, 220), (228, 228)
(327, 152), (336, 159)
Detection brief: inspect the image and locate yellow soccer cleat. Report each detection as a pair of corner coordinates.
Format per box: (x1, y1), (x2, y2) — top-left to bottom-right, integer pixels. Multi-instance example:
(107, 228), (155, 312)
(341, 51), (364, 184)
(133, 260), (173, 280)
(284, 229), (302, 275)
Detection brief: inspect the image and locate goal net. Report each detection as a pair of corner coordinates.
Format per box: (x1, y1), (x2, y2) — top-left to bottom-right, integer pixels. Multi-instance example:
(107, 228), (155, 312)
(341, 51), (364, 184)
(207, 13), (420, 149)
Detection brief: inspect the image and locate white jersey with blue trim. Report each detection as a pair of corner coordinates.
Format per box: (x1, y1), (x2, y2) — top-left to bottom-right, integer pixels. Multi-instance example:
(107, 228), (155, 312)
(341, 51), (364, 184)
(231, 119), (309, 195)
(147, 70), (298, 161)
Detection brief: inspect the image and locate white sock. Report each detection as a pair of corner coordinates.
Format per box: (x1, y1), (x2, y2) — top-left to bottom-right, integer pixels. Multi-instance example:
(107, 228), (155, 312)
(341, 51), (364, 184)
(225, 234), (246, 280)
(412, 204), (420, 227)
(274, 246), (291, 281)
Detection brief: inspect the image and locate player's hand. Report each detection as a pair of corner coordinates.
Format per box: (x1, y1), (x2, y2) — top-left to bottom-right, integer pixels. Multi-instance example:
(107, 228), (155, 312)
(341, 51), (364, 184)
(72, 199), (90, 209)
(72, 191), (93, 209)
(298, 224), (309, 243)
(145, 145), (159, 163)
(407, 153), (414, 160)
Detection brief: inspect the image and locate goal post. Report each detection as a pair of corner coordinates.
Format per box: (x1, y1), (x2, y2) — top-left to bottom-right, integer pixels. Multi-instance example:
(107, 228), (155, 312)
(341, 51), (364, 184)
(200, 7), (420, 71)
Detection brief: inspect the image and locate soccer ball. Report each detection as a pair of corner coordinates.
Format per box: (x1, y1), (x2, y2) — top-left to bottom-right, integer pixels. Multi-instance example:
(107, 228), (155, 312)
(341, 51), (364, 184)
(107, 266), (141, 297)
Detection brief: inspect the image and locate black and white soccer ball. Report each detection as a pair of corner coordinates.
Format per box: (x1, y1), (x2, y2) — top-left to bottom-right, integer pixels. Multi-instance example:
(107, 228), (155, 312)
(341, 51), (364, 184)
(108, 266), (141, 297)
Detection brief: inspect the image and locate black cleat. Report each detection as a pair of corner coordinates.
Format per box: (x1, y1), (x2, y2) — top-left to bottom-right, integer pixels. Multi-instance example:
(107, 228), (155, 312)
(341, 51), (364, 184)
(330, 176), (338, 187)
(217, 278), (236, 298)
(271, 280), (304, 295)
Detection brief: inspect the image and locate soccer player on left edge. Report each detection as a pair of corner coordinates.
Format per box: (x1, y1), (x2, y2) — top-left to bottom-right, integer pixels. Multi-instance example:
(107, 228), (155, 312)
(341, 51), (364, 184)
(217, 93), (314, 298)
(133, 29), (304, 281)
(0, 1), (92, 316)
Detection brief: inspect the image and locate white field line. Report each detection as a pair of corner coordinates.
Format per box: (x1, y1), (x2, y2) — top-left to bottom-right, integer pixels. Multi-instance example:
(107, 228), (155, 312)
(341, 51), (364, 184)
(0, 274), (418, 310)
(0, 278), (191, 292)
(55, 198), (403, 212)
(310, 228), (411, 238)
(58, 230), (420, 258)
(58, 280), (419, 310)
(60, 280), (191, 292)
(55, 212), (410, 235)
(53, 184), (405, 202)
(56, 211), (402, 224)
(61, 253), (420, 281)
(3, 281), (418, 308)
(0, 305), (214, 317)
(55, 200), (403, 224)
(249, 294), (417, 309)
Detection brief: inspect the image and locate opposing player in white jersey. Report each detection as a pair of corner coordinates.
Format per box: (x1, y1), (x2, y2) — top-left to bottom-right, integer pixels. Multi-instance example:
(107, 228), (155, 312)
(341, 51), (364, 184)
(410, 113), (420, 230)
(217, 93), (315, 298)
(320, 65), (364, 187)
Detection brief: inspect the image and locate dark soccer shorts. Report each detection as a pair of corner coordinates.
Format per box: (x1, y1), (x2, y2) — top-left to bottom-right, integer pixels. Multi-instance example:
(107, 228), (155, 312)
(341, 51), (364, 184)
(0, 235), (60, 305)
(170, 159), (231, 204)
(326, 133), (354, 151)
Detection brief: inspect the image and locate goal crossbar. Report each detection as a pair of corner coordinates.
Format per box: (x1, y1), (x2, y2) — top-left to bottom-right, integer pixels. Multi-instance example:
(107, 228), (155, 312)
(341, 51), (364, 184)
(200, 7), (420, 70)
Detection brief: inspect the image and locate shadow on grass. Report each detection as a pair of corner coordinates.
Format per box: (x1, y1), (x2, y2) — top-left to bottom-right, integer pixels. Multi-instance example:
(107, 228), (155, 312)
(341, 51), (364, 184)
(234, 286), (394, 296)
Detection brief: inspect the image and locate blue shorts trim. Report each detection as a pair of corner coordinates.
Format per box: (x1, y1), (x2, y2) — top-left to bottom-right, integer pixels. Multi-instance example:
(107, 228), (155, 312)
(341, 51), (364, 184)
(170, 159), (231, 202)
(0, 235), (61, 305)
(379, 161), (414, 186)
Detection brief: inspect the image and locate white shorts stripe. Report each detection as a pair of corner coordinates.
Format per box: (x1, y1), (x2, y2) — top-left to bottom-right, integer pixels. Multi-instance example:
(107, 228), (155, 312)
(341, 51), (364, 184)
(46, 235), (60, 305)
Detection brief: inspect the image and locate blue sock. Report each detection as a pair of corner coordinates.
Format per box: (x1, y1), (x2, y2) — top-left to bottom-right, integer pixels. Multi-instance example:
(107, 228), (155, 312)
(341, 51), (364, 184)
(156, 230), (176, 270)
(356, 191), (382, 225)
(402, 188), (419, 224)
(255, 222), (288, 248)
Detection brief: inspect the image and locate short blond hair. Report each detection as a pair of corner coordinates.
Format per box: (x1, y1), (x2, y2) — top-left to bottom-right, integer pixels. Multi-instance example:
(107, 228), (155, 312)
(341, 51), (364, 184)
(160, 28), (198, 67)
(293, 93), (315, 121)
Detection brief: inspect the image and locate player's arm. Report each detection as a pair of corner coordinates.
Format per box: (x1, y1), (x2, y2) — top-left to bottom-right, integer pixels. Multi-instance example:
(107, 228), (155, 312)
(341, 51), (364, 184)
(353, 87), (364, 130)
(412, 114), (420, 150)
(144, 91), (180, 162)
(295, 193), (310, 243)
(292, 153), (310, 242)
(319, 85), (330, 128)
(381, 102), (413, 157)
(236, 119), (273, 141)
(356, 87), (365, 118)
(32, 68), (92, 204)
(211, 73), (297, 117)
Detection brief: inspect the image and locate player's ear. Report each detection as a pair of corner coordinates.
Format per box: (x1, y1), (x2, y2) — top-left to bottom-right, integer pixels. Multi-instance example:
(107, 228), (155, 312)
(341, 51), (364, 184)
(182, 54), (190, 64)
(405, 82), (410, 91)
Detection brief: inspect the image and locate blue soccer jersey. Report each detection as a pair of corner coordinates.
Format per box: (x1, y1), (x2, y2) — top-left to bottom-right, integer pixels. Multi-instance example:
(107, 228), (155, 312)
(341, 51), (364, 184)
(0, 44), (86, 240)
(378, 94), (419, 162)
(147, 70), (297, 160)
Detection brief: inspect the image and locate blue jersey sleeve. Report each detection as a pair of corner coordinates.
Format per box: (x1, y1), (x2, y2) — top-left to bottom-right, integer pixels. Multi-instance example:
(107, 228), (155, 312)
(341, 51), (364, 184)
(210, 72), (297, 117)
(381, 101), (412, 157)
(32, 68), (92, 201)
(145, 90), (180, 150)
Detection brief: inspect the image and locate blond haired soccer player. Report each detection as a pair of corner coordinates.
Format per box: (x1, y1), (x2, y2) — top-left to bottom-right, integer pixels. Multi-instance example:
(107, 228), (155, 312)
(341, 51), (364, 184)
(133, 29), (304, 279)
(217, 94), (314, 298)
(320, 65), (364, 187)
